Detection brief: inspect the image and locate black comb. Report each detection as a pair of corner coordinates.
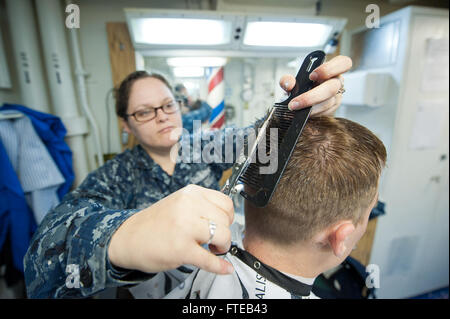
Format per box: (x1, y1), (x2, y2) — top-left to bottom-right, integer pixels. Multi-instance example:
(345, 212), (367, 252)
(238, 50), (326, 207)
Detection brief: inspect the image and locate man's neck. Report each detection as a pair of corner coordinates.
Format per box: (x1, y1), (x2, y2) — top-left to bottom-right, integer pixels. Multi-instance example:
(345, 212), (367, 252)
(242, 234), (323, 279)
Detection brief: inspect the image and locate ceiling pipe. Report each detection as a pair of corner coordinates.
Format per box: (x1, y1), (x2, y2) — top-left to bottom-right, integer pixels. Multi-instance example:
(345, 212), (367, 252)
(65, 0), (104, 167)
(35, 0), (90, 186)
(5, 0), (51, 113)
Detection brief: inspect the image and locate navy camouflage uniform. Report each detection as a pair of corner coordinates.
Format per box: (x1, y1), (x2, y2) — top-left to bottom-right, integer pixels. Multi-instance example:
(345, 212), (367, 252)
(23, 121), (254, 298)
(181, 101), (212, 134)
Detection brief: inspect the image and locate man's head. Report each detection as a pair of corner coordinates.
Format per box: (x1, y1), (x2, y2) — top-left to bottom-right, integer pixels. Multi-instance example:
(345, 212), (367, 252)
(174, 83), (193, 112)
(115, 71), (183, 152)
(244, 116), (386, 272)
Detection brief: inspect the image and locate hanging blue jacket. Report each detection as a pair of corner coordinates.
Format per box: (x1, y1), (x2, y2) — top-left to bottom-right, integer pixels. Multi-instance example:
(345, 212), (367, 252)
(0, 139), (37, 272)
(0, 104), (74, 199)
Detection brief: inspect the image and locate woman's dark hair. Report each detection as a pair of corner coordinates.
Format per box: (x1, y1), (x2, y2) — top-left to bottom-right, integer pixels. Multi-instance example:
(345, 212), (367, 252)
(115, 71), (173, 120)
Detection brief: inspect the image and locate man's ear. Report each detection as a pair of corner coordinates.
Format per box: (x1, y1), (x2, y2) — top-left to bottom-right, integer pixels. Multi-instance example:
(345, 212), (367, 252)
(327, 221), (356, 258)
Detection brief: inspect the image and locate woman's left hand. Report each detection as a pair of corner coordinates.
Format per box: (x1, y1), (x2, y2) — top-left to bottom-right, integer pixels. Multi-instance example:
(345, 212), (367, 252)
(279, 55), (352, 117)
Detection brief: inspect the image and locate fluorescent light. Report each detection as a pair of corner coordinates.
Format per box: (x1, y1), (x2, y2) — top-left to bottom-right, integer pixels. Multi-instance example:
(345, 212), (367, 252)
(243, 21), (333, 47)
(131, 18), (232, 45)
(173, 67), (204, 78)
(167, 57), (227, 67)
(182, 81), (199, 92)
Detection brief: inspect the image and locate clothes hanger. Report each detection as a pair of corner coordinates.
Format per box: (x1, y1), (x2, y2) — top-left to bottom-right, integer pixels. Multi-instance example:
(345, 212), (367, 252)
(0, 112), (24, 120)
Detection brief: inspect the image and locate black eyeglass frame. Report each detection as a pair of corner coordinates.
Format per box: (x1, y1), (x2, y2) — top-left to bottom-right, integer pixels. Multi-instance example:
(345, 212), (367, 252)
(126, 100), (182, 123)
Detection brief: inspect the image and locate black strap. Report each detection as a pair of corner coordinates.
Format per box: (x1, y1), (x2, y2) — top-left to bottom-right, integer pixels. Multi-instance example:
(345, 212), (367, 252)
(230, 245), (313, 297)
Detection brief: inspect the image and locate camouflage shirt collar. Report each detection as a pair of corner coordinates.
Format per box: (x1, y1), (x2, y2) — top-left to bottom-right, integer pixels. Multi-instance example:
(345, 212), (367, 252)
(132, 145), (159, 172)
(132, 145), (186, 181)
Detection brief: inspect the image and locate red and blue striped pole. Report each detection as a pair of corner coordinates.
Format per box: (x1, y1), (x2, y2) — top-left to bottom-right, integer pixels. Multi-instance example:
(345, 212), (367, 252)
(206, 66), (225, 129)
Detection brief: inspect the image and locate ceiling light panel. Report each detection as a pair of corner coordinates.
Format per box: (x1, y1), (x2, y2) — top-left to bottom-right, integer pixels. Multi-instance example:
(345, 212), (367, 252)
(125, 9), (347, 56)
(167, 57), (227, 67)
(172, 67), (205, 77)
(243, 21), (333, 47)
(130, 18), (232, 46)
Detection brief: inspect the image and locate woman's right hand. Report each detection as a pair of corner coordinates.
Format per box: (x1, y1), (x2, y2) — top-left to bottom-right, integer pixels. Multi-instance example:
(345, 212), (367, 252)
(107, 184), (235, 275)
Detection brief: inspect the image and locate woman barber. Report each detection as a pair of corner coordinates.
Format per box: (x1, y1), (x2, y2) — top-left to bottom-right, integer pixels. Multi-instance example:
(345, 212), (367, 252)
(23, 56), (351, 298)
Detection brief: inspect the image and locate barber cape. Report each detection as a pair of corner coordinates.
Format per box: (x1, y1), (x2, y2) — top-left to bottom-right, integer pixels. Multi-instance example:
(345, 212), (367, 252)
(164, 223), (319, 299)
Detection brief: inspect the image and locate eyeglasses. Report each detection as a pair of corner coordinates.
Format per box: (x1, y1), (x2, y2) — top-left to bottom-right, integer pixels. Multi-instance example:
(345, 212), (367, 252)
(126, 100), (181, 123)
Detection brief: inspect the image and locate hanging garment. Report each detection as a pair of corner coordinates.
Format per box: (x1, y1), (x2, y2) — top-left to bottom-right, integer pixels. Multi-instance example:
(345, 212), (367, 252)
(0, 111), (65, 224)
(0, 104), (74, 199)
(0, 138), (37, 273)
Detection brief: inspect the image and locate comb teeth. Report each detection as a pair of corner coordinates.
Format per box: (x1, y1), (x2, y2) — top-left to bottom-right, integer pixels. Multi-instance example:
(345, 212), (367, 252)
(238, 162), (263, 188)
(238, 105), (295, 189)
(273, 105), (295, 141)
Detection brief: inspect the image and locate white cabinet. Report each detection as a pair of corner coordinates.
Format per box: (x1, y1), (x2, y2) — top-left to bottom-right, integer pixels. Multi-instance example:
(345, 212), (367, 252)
(341, 6), (449, 298)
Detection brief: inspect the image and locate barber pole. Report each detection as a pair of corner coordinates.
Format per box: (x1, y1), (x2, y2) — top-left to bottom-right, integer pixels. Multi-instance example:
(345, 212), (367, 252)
(206, 67), (225, 129)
